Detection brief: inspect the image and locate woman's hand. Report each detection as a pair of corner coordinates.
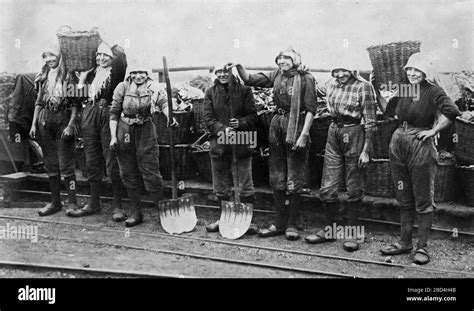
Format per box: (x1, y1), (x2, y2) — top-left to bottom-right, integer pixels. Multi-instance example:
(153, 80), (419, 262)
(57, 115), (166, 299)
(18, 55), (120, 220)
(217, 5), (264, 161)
(358, 151), (370, 168)
(416, 129), (437, 142)
(292, 134), (308, 151)
(110, 136), (118, 151)
(168, 117), (179, 128)
(29, 125), (37, 139)
(229, 118), (239, 129)
(61, 125), (74, 140)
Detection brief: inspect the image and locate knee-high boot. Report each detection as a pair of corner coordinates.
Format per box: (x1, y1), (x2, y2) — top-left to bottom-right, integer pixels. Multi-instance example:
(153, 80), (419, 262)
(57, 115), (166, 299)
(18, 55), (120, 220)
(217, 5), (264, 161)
(38, 175), (62, 216)
(125, 187), (143, 227)
(111, 180), (126, 222)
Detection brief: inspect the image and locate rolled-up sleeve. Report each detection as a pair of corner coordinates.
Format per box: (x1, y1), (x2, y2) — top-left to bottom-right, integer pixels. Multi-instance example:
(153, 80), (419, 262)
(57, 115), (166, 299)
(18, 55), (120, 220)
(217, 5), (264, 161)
(360, 82), (377, 142)
(110, 82), (126, 121)
(247, 72), (274, 88)
(434, 89), (460, 121)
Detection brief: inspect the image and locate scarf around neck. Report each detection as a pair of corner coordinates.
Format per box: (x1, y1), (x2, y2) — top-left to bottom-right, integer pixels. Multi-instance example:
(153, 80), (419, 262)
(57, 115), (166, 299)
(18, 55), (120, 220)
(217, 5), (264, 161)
(274, 68), (303, 145)
(89, 66), (112, 100)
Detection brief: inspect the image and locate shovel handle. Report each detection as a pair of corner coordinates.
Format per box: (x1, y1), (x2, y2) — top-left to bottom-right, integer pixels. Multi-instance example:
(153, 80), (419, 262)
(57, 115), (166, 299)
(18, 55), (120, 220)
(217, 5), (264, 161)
(163, 56), (177, 199)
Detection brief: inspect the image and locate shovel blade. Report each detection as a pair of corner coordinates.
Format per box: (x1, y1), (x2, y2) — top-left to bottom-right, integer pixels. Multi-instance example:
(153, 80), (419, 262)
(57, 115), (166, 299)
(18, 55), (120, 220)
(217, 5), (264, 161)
(177, 195), (197, 233)
(158, 200), (181, 234)
(219, 201), (253, 240)
(159, 196), (197, 234)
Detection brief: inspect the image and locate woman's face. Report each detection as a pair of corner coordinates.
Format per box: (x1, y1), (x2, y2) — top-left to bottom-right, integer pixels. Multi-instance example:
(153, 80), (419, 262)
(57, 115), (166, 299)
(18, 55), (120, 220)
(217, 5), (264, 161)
(333, 69), (352, 84)
(130, 71), (148, 85)
(44, 54), (59, 69)
(406, 67), (425, 84)
(216, 69), (230, 84)
(276, 55), (294, 72)
(96, 53), (113, 68)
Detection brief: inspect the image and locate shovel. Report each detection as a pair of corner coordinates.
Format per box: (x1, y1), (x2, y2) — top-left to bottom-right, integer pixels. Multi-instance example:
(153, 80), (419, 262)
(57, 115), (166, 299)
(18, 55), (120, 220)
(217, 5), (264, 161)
(218, 99), (253, 240)
(158, 56), (197, 234)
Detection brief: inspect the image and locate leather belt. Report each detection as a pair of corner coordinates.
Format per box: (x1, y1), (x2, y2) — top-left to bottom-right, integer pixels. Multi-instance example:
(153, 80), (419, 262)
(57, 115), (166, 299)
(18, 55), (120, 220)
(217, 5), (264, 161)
(398, 121), (430, 131)
(275, 108), (306, 115)
(331, 116), (361, 128)
(86, 98), (109, 107)
(120, 114), (152, 125)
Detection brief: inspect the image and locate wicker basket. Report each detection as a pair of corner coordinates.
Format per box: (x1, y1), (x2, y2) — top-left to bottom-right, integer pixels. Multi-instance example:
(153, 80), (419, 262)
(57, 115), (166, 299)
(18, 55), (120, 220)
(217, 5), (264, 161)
(256, 110), (275, 148)
(56, 26), (102, 71)
(191, 99), (208, 134)
(154, 110), (193, 145)
(159, 144), (194, 180)
(190, 133), (212, 182)
(252, 152), (269, 187)
(310, 115), (332, 157)
(434, 157), (458, 202)
(191, 150), (212, 182)
(364, 158), (394, 197)
(367, 41), (421, 89)
(372, 117), (398, 159)
(458, 165), (474, 207)
(454, 117), (474, 164)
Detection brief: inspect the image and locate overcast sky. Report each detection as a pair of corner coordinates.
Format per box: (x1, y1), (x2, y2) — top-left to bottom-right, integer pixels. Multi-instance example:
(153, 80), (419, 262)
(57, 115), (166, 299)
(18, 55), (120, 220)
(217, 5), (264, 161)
(1, 0), (472, 75)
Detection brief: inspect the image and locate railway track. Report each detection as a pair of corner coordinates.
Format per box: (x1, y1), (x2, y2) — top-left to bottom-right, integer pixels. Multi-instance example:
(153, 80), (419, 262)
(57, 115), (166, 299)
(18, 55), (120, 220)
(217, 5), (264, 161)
(0, 214), (472, 278)
(9, 189), (474, 237)
(0, 260), (182, 278)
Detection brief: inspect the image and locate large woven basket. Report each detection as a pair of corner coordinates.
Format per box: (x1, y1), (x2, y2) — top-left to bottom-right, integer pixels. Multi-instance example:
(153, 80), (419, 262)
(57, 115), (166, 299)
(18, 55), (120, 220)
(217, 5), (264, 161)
(159, 144), (194, 180)
(190, 133), (212, 182)
(372, 117), (399, 159)
(191, 149), (212, 182)
(367, 41), (421, 90)
(454, 117), (474, 164)
(310, 115), (332, 157)
(191, 99), (208, 134)
(457, 165), (474, 207)
(252, 152), (269, 187)
(57, 26), (101, 71)
(364, 158), (394, 197)
(434, 157), (458, 202)
(154, 110), (194, 145)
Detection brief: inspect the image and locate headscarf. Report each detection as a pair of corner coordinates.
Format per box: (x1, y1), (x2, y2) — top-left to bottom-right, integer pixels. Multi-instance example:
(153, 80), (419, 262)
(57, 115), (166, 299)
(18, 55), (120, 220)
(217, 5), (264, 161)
(96, 42), (114, 58)
(403, 52), (444, 89)
(274, 46), (301, 68)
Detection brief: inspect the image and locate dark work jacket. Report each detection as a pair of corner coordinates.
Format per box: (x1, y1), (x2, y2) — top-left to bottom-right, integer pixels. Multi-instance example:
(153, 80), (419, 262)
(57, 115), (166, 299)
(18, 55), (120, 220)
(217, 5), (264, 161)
(202, 77), (258, 159)
(82, 45), (127, 103)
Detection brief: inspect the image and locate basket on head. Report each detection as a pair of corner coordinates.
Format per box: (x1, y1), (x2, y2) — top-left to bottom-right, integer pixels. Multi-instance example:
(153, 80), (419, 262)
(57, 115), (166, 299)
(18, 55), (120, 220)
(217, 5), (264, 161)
(56, 25), (102, 71)
(367, 41), (421, 90)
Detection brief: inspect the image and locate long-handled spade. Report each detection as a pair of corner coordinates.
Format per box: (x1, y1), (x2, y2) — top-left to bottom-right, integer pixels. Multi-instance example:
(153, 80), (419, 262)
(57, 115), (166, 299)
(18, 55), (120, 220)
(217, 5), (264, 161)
(218, 91), (253, 240)
(158, 56), (197, 234)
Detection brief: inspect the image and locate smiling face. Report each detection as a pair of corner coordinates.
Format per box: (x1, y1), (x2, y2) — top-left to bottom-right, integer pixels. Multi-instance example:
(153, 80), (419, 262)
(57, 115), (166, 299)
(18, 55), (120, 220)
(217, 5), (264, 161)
(96, 53), (113, 68)
(333, 69), (352, 84)
(405, 67), (425, 84)
(276, 55), (294, 72)
(215, 69), (230, 84)
(43, 54), (59, 69)
(130, 71), (148, 85)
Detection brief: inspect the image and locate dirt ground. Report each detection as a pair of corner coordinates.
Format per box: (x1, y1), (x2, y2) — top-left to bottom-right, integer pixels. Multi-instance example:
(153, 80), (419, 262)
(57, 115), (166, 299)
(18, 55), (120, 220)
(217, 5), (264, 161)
(0, 199), (472, 278)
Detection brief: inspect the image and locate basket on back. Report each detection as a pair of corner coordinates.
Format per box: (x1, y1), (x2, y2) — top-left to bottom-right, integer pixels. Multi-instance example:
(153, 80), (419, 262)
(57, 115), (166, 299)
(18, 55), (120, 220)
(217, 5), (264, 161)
(57, 26), (102, 71)
(367, 41), (421, 90)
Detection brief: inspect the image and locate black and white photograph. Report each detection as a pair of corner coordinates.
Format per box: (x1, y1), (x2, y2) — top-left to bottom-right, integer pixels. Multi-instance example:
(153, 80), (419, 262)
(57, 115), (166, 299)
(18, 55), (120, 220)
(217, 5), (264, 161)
(0, 0), (472, 306)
